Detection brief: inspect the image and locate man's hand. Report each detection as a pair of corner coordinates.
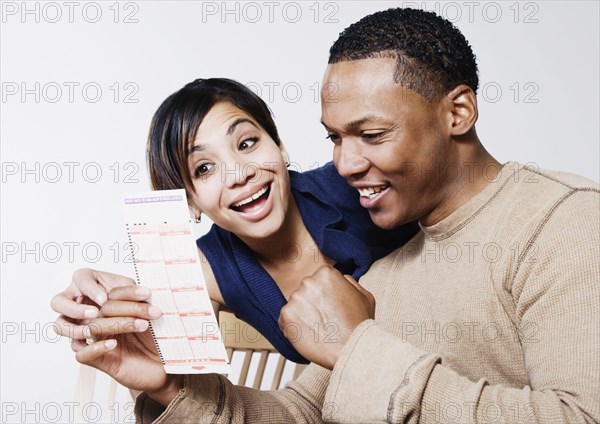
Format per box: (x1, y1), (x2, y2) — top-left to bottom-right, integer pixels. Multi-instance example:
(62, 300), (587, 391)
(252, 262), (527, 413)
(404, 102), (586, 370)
(278, 266), (375, 369)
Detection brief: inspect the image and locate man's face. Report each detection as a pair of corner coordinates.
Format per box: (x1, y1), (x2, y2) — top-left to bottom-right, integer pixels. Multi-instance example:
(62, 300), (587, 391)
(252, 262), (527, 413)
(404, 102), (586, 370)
(321, 58), (455, 229)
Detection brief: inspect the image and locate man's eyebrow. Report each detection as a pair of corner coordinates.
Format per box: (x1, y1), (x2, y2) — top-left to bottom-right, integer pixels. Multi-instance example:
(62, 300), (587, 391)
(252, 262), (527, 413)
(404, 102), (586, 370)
(320, 115), (387, 132)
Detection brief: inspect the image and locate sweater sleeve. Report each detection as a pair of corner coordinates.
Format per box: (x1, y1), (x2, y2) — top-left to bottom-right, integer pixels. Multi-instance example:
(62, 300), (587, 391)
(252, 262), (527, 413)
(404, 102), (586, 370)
(324, 189), (600, 423)
(135, 363), (331, 423)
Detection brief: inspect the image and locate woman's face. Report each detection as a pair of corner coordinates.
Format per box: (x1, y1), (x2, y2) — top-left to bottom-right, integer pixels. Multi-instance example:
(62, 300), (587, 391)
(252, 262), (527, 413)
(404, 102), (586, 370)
(187, 101), (291, 242)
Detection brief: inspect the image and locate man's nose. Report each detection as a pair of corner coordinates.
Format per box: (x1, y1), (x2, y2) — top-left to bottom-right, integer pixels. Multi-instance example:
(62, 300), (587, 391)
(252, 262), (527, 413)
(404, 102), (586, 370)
(334, 140), (369, 179)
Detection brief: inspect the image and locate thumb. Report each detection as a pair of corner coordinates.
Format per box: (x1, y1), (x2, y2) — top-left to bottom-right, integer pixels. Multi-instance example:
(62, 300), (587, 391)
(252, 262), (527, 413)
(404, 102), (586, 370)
(73, 339), (119, 374)
(343, 274), (376, 312)
(343, 274), (369, 296)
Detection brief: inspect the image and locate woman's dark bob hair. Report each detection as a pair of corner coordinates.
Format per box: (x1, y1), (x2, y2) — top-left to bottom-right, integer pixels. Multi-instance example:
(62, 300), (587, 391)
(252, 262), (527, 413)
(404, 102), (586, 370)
(147, 78), (281, 204)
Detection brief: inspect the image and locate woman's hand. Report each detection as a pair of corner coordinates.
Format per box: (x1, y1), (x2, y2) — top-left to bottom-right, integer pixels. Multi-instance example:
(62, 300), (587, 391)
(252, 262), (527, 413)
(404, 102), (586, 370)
(51, 268), (136, 340)
(51, 269), (182, 405)
(71, 285), (182, 406)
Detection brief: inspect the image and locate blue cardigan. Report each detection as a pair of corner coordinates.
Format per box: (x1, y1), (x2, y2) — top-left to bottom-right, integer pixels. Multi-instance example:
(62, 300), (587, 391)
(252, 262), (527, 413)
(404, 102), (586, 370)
(197, 162), (419, 363)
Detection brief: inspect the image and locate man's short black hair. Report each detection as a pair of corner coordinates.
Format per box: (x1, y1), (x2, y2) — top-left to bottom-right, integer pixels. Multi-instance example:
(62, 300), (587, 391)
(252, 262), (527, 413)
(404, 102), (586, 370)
(328, 8), (479, 100)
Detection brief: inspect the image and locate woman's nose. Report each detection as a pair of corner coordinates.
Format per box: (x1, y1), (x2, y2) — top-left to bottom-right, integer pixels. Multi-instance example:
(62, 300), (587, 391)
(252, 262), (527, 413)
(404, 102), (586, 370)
(223, 156), (260, 188)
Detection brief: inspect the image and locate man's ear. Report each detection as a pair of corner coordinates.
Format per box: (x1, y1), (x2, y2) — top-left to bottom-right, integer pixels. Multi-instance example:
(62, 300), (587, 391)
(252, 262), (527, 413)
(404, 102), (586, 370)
(445, 85), (478, 136)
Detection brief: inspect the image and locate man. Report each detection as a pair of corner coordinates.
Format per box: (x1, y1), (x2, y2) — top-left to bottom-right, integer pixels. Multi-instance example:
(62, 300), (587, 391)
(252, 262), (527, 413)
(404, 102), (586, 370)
(77, 8), (600, 423)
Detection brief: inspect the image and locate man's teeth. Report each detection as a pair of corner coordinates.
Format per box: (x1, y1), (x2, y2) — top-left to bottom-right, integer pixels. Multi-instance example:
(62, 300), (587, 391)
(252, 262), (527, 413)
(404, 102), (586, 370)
(233, 186), (268, 207)
(358, 185), (388, 198)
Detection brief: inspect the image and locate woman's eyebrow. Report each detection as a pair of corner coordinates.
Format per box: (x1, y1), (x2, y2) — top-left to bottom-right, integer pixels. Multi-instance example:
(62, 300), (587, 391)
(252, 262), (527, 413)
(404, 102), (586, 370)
(226, 118), (257, 135)
(189, 118), (257, 156)
(189, 144), (205, 155)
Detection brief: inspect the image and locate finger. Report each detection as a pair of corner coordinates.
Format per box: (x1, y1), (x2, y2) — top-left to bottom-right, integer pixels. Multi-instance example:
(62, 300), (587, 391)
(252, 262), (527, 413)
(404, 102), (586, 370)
(72, 269), (112, 306)
(101, 300), (162, 320)
(75, 339), (118, 365)
(343, 274), (369, 295)
(85, 317), (149, 339)
(54, 315), (91, 340)
(71, 269), (137, 306)
(343, 274), (376, 309)
(94, 269), (137, 290)
(108, 286), (152, 302)
(50, 293), (99, 320)
(71, 339), (87, 352)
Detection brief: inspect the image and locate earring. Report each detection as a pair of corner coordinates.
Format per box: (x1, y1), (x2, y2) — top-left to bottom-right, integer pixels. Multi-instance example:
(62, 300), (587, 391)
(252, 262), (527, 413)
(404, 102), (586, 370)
(285, 161), (290, 168)
(194, 215), (202, 223)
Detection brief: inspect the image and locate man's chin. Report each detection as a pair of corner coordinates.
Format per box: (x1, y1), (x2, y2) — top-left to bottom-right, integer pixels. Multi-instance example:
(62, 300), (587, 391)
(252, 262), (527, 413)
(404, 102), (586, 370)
(368, 210), (403, 230)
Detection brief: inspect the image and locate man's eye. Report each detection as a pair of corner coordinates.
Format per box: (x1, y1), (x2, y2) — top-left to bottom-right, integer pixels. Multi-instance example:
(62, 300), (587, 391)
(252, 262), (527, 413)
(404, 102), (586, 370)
(362, 132), (384, 141)
(239, 137), (258, 150)
(326, 133), (341, 143)
(194, 163), (214, 177)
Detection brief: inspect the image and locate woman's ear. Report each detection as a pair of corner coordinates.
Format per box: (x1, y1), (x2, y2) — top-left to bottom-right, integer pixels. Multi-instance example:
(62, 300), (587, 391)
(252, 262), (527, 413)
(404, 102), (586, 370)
(191, 212), (202, 223)
(189, 204), (202, 223)
(279, 141), (290, 166)
(445, 84), (478, 136)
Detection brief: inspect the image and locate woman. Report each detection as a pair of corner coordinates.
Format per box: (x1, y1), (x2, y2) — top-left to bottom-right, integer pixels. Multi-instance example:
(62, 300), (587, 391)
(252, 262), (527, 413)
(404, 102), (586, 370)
(52, 78), (417, 364)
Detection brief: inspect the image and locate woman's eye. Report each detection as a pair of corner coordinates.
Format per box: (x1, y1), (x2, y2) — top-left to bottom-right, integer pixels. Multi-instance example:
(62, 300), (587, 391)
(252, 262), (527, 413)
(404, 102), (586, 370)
(239, 137), (258, 151)
(194, 163), (214, 178)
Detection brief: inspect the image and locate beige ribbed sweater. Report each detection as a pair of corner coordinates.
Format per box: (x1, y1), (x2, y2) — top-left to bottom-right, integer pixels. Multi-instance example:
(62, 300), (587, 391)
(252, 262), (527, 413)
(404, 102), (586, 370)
(136, 162), (599, 423)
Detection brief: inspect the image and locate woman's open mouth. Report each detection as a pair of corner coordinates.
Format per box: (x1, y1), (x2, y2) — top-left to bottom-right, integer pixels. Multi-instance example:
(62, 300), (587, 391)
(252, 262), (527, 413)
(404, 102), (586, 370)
(230, 183), (272, 214)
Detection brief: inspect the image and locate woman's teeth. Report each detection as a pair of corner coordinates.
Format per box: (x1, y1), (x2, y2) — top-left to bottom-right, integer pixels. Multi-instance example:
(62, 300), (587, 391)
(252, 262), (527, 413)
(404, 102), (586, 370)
(233, 186), (268, 208)
(358, 185), (388, 199)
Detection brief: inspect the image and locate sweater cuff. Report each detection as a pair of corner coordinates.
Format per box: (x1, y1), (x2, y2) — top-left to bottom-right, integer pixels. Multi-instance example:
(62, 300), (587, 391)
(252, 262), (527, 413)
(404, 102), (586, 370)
(324, 320), (440, 423)
(135, 374), (225, 423)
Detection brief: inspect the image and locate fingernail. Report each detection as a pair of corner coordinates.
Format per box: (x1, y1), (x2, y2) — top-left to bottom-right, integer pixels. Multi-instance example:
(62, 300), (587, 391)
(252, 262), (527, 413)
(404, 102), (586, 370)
(84, 308), (98, 319)
(148, 305), (162, 319)
(136, 287), (150, 297)
(105, 339), (117, 349)
(135, 319), (149, 332)
(82, 326), (91, 339)
(95, 294), (106, 306)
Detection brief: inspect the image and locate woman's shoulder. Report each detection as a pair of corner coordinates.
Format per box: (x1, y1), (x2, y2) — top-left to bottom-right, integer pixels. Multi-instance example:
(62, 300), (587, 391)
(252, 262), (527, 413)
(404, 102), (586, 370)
(197, 247), (226, 308)
(196, 225), (238, 275)
(293, 162), (420, 269)
(197, 223), (226, 251)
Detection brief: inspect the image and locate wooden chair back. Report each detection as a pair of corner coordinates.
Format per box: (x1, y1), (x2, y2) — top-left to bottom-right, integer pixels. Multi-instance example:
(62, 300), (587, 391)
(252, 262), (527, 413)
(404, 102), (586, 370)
(219, 310), (306, 390)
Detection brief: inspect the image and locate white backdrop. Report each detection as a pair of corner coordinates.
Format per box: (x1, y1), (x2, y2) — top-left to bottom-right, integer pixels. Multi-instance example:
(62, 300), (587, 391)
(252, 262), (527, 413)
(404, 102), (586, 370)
(1, 1), (598, 423)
